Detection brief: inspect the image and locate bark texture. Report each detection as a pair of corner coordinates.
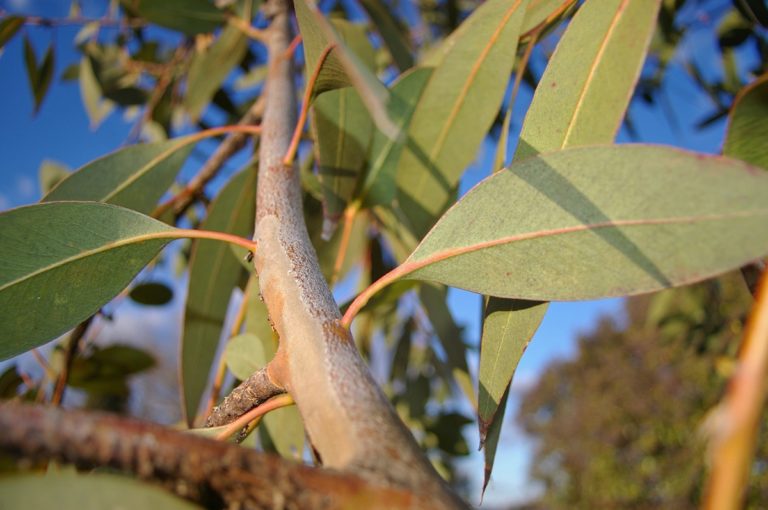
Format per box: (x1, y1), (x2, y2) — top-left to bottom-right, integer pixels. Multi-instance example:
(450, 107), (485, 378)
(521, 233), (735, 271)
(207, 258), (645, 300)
(250, 1), (466, 507)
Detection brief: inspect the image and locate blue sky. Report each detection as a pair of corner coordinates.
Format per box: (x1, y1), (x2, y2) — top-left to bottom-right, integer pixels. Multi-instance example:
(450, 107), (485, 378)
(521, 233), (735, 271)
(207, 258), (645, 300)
(0, 0), (748, 507)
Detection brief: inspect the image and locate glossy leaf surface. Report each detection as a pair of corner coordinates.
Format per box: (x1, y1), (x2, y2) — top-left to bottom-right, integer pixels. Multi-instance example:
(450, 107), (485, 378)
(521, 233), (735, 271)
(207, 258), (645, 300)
(404, 145), (768, 299)
(181, 167), (256, 424)
(0, 202), (174, 360)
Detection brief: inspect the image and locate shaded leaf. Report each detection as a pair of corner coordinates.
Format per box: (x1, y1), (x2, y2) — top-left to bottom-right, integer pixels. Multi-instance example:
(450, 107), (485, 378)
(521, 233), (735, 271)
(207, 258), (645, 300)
(363, 67), (432, 207)
(358, 0), (413, 71)
(723, 73), (768, 170)
(294, 0), (396, 138)
(311, 21), (375, 236)
(401, 145), (768, 300)
(395, 0), (529, 239)
(0, 365), (23, 398)
(0, 471), (200, 509)
(23, 35), (55, 114)
(129, 281), (173, 306)
(0, 202), (175, 360)
(78, 56), (114, 128)
(224, 333), (264, 380)
(482, 388), (509, 494)
(0, 16), (24, 50)
(43, 137), (194, 215)
(70, 344), (155, 395)
(181, 166), (256, 424)
(38, 159), (70, 195)
(516, 0), (662, 159)
(185, 25), (248, 121)
(120, 0), (224, 35)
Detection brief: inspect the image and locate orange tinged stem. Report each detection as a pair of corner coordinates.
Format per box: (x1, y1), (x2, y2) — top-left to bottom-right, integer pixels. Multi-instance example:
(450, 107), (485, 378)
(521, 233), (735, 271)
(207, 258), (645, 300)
(214, 394), (294, 441)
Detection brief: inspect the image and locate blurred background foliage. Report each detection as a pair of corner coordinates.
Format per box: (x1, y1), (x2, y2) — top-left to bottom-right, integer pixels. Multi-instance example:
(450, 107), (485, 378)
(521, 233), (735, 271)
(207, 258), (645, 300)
(0, 0), (767, 505)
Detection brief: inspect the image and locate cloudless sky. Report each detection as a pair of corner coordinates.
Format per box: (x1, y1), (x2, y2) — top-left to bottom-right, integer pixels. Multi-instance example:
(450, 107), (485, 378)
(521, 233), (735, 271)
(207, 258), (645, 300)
(0, 0), (750, 507)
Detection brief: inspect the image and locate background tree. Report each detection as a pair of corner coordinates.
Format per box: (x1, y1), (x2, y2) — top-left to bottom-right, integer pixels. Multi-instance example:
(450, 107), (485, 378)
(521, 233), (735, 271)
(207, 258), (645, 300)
(0, 0), (766, 508)
(519, 272), (768, 509)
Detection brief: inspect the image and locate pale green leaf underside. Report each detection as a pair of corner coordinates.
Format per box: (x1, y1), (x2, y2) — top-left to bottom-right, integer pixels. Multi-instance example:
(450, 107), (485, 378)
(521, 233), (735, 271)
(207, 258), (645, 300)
(43, 138), (194, 214)
(0, 202), (174, 360)
(406, 145), (768, 300)
(0, 471), (200, 509)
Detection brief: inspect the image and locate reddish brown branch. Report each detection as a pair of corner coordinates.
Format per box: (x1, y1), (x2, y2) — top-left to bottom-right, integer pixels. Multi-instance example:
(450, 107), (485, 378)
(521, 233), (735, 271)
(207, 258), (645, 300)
(50, 317), (92, 406)
(206, 366), (285, 427)
(0, 401), (436, 509)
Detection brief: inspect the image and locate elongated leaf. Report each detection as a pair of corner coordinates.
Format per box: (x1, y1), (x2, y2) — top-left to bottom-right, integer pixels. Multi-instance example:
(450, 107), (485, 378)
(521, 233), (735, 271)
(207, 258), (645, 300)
(120, 0), (224, 35)
(294, 0), (396, 138)
(0, 471), (199, 509)
(358, 0), (413, 71)
(363, 68), (432, 207)
(395, 0), (529, 239)
(185, 25), (248, 121)
(311, 21), (375, 236)
(400, 145), (768, 299)
(43, 137), (194, 214)
(477, 0), (661, 479)
(723, 73), (768, 169)
(0, 16), (24, 50)
(516, 0), (661, 159)
(181, 167), (256, 424)
(23, 35), (55, 114)
(78, 55), (114, 128)
(0, 202), (175, 360)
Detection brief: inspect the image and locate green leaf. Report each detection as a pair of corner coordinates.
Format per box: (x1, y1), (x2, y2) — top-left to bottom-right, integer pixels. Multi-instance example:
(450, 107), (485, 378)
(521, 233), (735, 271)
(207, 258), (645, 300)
(294, 0), (397, 138)
(400, 145), (768, 300)
(0, 202), (175, 360)
(42, 137), (194, 215)
(185, 25), (248, 121)
(69, 344), (155, 395)
(362, 67), (432, 207)
(121, 0), (225, 35)
(311, 21), (375, 236)
(38, 159), (71, 195)
(0, 365), (23, 398)
(394, 0), (529, 239)
(23, 35), (55, 114)
(181, 166), (256, 424)
(0, 16), (24, 50)
(477, 0), (661, 473)
(481, 387), (509, 494)
(129, 281), (173, 305)
(516, 0), (662, 159)
(78, 56), (114, 128)
(723, 73), (768, 170)
(224, 333), (265, 380)
(357, 0), (413, 71)
(0, 471), (200, 509)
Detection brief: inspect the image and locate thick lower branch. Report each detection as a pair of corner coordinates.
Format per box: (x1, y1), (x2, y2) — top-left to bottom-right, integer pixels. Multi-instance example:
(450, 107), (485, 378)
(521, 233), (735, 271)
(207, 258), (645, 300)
(206, 365), (285, 427)
(0, 401), (436, 510)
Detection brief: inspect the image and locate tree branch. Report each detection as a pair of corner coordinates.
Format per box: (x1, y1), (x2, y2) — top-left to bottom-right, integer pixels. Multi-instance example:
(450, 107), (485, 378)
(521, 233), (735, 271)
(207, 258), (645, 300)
(206, 365), (285, 427)
(0, 401), (438, 509)
(250, 0), (466, 506)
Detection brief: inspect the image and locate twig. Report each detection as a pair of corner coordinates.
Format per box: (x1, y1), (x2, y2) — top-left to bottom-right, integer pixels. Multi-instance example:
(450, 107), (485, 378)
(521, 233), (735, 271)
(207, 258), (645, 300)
(330, 202), (360, 285)
(227, 14), (268, 42)
(50, 317), (92, 406)
(0, 401), (434, 510)
(214, 393), (294, 440)
(1, 10), (146, 28)
(703, 269), (768, 510)
(206, 364), (285, 427)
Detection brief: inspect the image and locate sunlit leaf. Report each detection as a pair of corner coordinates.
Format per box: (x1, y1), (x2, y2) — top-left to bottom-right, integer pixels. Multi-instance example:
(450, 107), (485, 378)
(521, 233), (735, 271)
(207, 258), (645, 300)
(23, 35), (55, 114)
(401, 145), (768, 300)
(478, 0), (661, 483)
(42, 137), (194, 215)
(78, 56), (114, 128)
(129, 281), (173, 305)
(185, 25), (248, 121)
(395, 0), (529, 239)
(38, 159), (71, 195)
(723, 73), (768, 169)
(181, 166), (256, 424)
(224, 333), (264, 380)
(516, 0), (662, 159)
(120, 0), (224, 35)
(0, 202), (175, 360)
(0, 471), (200, 509)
